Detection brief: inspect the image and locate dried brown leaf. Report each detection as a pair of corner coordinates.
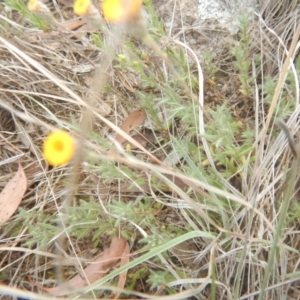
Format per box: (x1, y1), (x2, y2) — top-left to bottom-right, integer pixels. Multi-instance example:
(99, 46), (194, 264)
(0, 161), (27, 224)
(108, 109), (147, 156)
(113, 242), (130, 299)
(61, 18), (86, 30)
(32, 236), (127, 296)
(115, 109), (147, 145)
(163, 174), (189, 191)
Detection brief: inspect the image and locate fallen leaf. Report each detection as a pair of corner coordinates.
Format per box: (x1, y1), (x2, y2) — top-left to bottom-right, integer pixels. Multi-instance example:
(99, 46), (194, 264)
(113, 242), (130, 299)
(109, 109), (146, 155)
(116, 109), (146, 144)
(31, 236), (126, 296)
(61, 18), (85, 30)
(0, 161), (27, 224)
(161, 174), (189, 192)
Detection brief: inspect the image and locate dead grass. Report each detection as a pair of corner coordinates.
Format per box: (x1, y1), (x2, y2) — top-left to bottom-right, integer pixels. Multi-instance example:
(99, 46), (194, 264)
(0, 0), (300, 299)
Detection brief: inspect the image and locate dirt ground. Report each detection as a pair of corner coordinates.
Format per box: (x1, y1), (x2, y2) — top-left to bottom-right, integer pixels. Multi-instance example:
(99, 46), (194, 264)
(152, 0), (254, 54)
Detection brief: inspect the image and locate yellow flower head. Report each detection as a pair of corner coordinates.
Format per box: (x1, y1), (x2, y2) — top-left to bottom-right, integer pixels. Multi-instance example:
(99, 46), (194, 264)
(27, 0), (50, 13)
(27, 0), (39, 11)
(101, 0), (142, 23)
(74, 0), (92, 16)
(43, 130), (75, 166)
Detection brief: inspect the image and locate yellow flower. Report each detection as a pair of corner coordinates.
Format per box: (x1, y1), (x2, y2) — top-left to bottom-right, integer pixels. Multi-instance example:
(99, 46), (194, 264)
(101, 0), (142, 23)
(27, 0), (50, 13)
(74, 0), (103, 29)
(74, 0), (92, 16)
(43, 130), (75, 166)
(27, 0), (39, 11)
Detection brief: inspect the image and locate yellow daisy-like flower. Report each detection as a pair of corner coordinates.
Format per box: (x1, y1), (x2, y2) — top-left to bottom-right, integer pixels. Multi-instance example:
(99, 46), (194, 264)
(74, 0), (92, 16)
(101, 0), (142, 23)
(43, 130), (75, 166)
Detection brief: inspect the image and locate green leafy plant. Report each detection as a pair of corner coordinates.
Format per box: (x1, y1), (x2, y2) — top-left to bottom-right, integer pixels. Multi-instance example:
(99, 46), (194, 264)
(230, 15), (253, 96)
(205, 102), (254, 179)
(4, 0), (51, 30)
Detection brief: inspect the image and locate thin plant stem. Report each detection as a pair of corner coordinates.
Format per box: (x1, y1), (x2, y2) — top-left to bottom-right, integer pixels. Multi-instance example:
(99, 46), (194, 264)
(258, 121), (300, 299)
